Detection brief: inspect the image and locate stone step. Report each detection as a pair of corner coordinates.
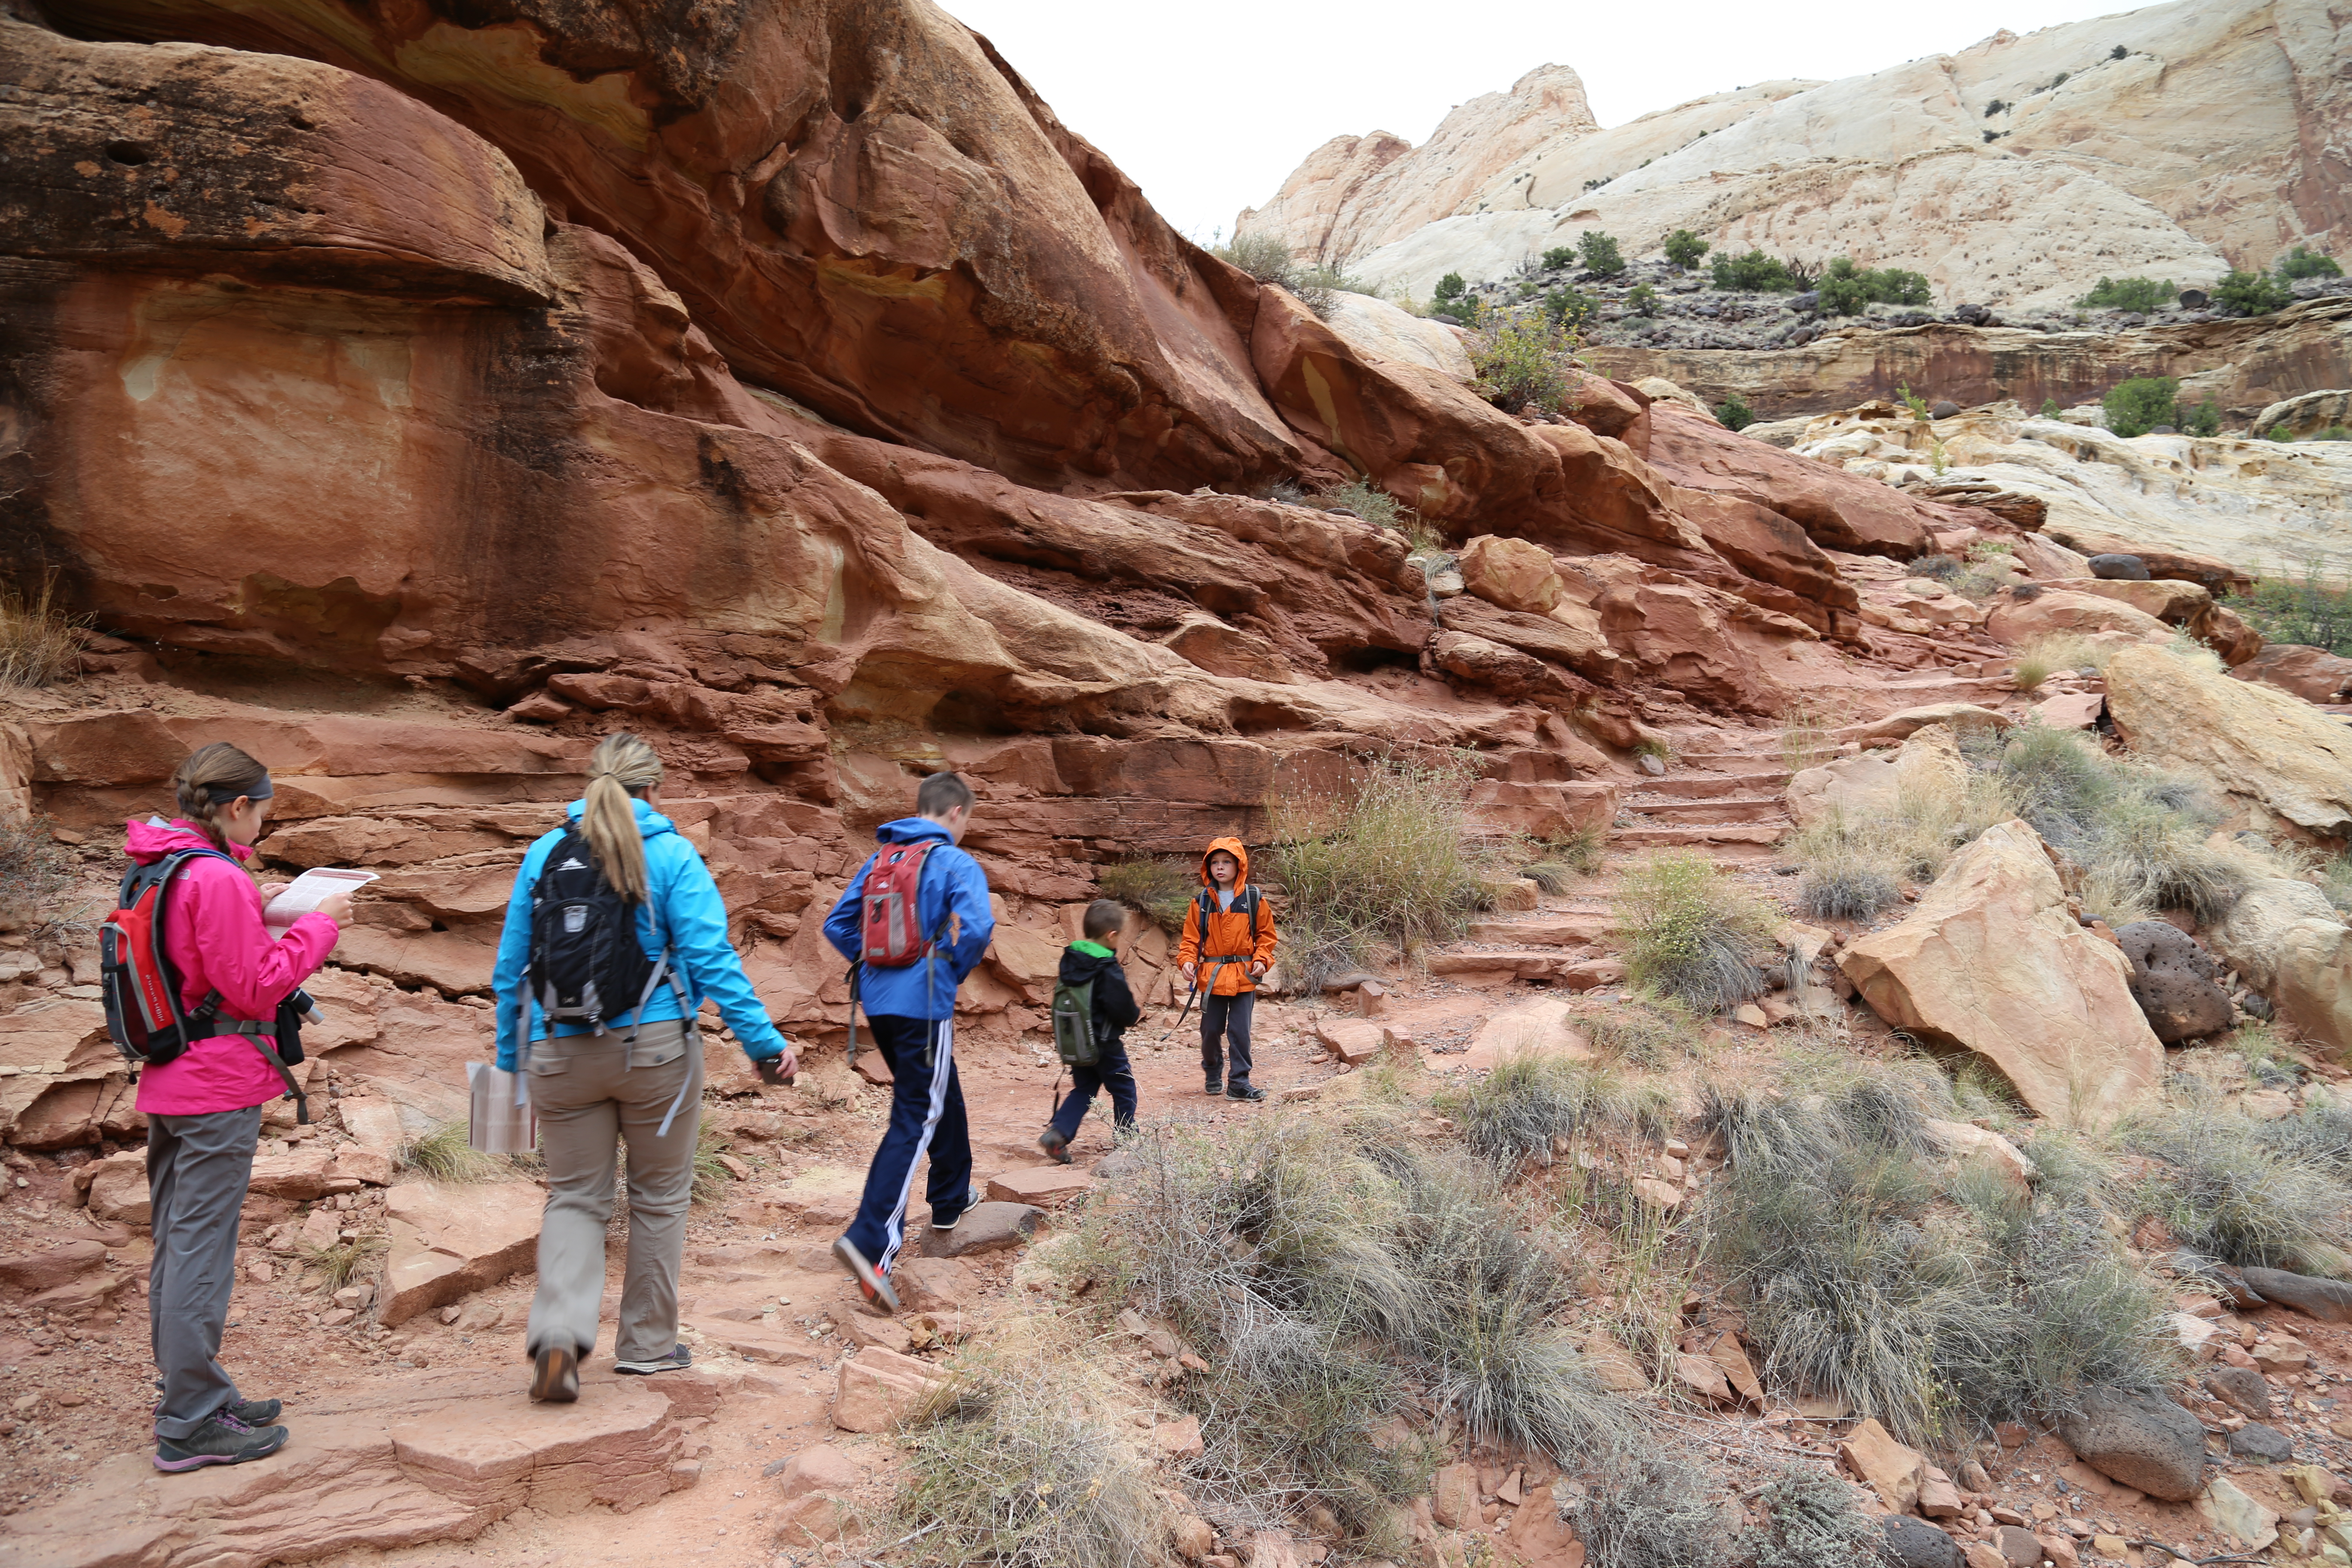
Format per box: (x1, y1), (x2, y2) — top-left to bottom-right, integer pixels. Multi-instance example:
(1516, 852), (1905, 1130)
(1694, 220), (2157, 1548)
(1672, 750), (1788, 770)
(1628, 796), (1789, 825)
(1611, 822), (1788, 848)
(1637, 772), (1792, 799)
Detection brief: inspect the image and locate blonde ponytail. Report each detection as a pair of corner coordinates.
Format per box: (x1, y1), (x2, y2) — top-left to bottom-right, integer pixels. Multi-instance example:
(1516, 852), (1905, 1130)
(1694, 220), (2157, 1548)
(171, 742), (271, 852)
(581, 733), (663, 904)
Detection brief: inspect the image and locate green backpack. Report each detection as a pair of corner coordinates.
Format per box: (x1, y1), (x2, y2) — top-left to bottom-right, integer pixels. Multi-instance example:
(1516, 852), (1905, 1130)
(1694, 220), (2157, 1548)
(1050, 977), (1101, 1067)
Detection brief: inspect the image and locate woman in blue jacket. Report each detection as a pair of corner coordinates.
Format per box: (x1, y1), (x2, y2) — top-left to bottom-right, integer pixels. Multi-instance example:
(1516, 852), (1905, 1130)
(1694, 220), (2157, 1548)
(492, 733), (795, 1403)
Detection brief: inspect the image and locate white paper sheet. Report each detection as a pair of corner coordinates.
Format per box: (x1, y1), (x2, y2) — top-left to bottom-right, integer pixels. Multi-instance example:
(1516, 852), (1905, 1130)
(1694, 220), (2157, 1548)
(263, 867), (378, 931)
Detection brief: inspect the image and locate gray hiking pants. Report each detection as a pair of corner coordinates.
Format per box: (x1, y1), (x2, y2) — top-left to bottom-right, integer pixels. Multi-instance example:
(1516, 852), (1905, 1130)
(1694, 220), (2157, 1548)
(147, 1103), (263, 1439)
(524, 1020), (702, 1365)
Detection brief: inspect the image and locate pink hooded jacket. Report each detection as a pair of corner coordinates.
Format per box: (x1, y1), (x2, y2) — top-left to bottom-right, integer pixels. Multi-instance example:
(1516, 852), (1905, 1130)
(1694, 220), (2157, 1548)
(123, 819), (340, 1117)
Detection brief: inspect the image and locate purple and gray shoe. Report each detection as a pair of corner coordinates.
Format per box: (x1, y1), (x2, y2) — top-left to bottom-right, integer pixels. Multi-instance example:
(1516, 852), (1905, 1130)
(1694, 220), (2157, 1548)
(153, 1409), (288, 1471)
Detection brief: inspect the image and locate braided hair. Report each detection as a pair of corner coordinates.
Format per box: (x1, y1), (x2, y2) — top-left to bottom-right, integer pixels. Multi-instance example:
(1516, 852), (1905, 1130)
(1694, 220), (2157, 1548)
(170, 743), (271, 852)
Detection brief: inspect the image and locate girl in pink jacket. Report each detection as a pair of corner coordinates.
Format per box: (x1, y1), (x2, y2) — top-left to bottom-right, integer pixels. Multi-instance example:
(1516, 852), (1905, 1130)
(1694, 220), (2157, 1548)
(126, 743), (348, 1471)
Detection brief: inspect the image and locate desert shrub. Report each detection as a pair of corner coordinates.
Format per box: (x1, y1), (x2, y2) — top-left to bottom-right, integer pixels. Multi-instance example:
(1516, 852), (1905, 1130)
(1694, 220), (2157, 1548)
(1075, 1113), (1629, 1533)
(1577, 230), (1625, 277)
(1292, 263), (1363, 319)
(0, 815), (84, 935)
(1983, 98), (2009, 117)
(1446, 1055), (1633, 1171)
(2309, 426), (2352, 441)
(2254, 1101), (2352, 1178)
(2215, 269), (2294, 317)
(1740, 1465), (1886, 1568)
(1626, 282), (1658, 315)
(2234, 563), (2352, 655)
(2010, 650), (2054, 692)
(2040, 396), (2064, 418)
(1817, 257), (1931, 315)
(1522, 826), (1606, 889)
(1781, 256), (1822, 292)
(1542, 245), (1576, 271)
(690, 1121), (735, 1204)
(0, 576), (85, 690)
(1706, 1075), (2175, 1446)
(2185, 398), (2223, 437)
(1310, 475), (1403, 530)
(1798, 857), (1901, 921)
(1099, 858), (1203, 933)
(1908, 552), (1961, 582)
(1433, 271), (1467, 302)
(2077, 276), (2176, 313)
(1581, 998), (1700, 1073)
(2278, 246), (2343, 281)
(1545, 287), (1596, 327)
(300, 1234), (388, 1293)
(1470, 314), (1582, 414)
(1710, 250), (1796, 293)
(2102, 376), (2180, 437)
(396, 1120), (505, 1182)
(1663, 229), (1709, 271)
(2111, 43), (2128, 58)
(2124, 1103), (2352, 1276)
(1218, 231), (1295, 285)
(1617, 853), (1773, 1012)
(1576, 1452), (1734, 1568)
(1777, 696), (1836, 774)
(1713, 393), (1755, 432)
(892, 1351), (1168, 1568)
(1267, 756), (1482, 990)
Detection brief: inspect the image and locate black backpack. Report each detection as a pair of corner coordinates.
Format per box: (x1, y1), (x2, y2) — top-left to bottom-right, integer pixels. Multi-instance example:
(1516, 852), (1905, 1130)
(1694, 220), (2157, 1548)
(526, 826), (673, 1036)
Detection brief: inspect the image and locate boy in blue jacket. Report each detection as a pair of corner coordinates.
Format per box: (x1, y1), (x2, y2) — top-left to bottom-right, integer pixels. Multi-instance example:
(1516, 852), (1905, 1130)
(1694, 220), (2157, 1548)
(821, 772), (995, 1312)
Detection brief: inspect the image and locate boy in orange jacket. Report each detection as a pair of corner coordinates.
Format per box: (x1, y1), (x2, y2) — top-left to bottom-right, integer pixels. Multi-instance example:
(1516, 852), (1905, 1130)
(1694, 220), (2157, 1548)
(1175, 836), (1279, 1102)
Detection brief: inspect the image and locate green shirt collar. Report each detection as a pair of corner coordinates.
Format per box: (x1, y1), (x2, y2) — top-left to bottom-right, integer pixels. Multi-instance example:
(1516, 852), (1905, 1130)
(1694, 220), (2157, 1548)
(1071, 938), (1115, 958)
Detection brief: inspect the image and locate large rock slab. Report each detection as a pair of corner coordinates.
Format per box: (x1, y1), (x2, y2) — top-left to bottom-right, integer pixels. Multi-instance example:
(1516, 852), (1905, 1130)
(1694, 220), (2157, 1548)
(2107, 644), (2352, 842)
(2208, 878), (2352, 1057)
(2115, 922), (2232, 1043)
(1452, 1000), (1592, 1073)
(1986, 588), (2170, 649)
(2237, 643), (2352, 705)
(2242, 1267), (2352, 1324)
(1838, 820), (2163, 1127)
(380, 1180), (543, 1327)
(0, 1371), (691, 1568)
(1786, 722), (1964, 829)
(2058, 1387), (2207, 1502)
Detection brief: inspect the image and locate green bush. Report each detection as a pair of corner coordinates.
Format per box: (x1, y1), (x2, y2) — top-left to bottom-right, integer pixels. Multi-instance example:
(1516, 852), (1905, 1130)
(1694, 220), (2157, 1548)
(1577, 230), (1626, 277)
(1542, 245), (1576, 271)
(1210, 233), (1358, 319)
(2215, 269), (2294, 317)
(2102, 376), (2180, 438)
(1308, 475), (1404, 530)
(2185, 398), (2223, 438)
(1545, 287), (1596, 327)
(1472, 313), (1582, 413)
(1817, 257), (1932, 315)
(1433, 271), (1467, 302)
(1431, 292), (1479, 325)
(1663, 229), (1710, 270)
(1983, 98), (2009, 116)
(2077, 276), (2177, 312)
(1267, 755), (1484, 989)
(1617, 852), (1773, 1012)
(2278, 246), (2343, 281)
(2235, 564), (2352, 655)
(1710, 249), (1797, 292)
(1713, 392), (1754, 432)
(1626, 282), (1658, 315)
(2040, 397), (2064, 418)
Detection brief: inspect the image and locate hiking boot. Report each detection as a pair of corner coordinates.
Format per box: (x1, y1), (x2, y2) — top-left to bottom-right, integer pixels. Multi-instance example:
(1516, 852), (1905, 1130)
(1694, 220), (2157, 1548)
(1038, 1127), (1073, 1166)
(153, 1409), (287, 1471)
(613, 1344), (692, 1376)
(1203, 1074), (1223, 1096)
(152, 1395), (281, 1426)
(1226, 1081), (1267, 1102)
(529, 1343), (579, 1403)
(832, 1235), (901, 1314)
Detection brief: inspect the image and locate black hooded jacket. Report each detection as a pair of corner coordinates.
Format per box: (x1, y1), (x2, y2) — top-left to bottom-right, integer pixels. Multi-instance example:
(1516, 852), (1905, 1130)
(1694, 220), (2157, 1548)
(1059, 941), (1141, 1044)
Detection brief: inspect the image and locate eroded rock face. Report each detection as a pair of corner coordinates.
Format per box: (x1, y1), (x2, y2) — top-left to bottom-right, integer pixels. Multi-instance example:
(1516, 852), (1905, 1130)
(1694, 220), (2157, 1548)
(380, 1180), (544, 1326)
(2208, 879), (2352, 1058)
(1837, 819), (2164, 1127)
(2107, 646), (2352, 842)
(2238, 644), (2352, 704)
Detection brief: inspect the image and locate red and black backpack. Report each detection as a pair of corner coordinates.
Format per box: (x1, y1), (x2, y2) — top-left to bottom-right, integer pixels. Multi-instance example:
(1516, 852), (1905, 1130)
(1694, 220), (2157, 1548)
(98, 846), (310, 1122)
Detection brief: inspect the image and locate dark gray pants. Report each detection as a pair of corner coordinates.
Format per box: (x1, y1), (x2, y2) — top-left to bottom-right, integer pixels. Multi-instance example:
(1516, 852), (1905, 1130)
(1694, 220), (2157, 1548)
(147, 1104), (262, 1439)
(1200, 991), (1256, 1084)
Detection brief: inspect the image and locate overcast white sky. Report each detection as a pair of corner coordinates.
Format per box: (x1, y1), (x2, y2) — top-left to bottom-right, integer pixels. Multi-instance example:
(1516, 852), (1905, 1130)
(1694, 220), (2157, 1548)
(946, 0), (2156, 243)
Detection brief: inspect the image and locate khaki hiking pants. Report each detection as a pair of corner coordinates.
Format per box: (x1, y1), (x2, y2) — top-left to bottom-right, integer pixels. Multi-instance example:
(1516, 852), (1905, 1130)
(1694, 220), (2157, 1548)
(524, 1019), (702, 1365)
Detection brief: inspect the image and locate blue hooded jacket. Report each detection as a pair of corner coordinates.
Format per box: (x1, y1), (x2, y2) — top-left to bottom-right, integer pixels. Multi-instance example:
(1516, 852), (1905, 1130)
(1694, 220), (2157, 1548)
(822, 817), (995, 1021)
(492, 796), (791, 1071)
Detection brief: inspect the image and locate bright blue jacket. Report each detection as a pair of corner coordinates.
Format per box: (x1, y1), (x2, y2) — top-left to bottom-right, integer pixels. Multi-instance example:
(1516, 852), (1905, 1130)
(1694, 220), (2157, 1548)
(492, 797), (790, 1071)
(821, 817), (994, 1021)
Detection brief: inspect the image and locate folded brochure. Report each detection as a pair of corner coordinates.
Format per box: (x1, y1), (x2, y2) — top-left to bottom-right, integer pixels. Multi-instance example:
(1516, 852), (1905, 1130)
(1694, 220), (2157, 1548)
(263, 867), (378, 930)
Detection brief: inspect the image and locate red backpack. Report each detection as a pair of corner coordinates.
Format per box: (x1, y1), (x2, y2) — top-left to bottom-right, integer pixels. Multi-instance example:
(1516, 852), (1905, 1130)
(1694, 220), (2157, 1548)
(98, 847), (311, 1122)
(858, 842), (945, 968)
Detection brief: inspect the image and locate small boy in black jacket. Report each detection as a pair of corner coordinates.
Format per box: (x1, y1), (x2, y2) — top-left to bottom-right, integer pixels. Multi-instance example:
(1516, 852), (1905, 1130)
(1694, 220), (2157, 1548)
(1039, 899), (1142, 1163)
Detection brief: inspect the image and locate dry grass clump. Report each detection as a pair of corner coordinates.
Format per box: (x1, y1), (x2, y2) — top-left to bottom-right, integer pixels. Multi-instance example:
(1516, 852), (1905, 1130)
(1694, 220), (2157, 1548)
(690, 1121), (734, 1205)
(1443, 1054), (1653, 1170)
(1617, 853), (1776, 1013)
(1579, 998), (1700, 1073)
(2122, 1100), (2352, 1277)
(1776, 698), (1837, 775)
(300, 1234), (387, 1293)
(2011, 633), (2110, 692)
(396, 1121), (505, 1182)
(891, 1348), (1168, 1568)
(1072, 1112), (1630, 1535)
(0, 576), (85, 690)
(1267, 756), (1484, 991)
(1703, 1071), (2175, 1446)
(1521, 825), (1606, 891)
(0, 814), (87, 936)
(1797, 855), (1902, 922)
(1098, 859), (1197, 933)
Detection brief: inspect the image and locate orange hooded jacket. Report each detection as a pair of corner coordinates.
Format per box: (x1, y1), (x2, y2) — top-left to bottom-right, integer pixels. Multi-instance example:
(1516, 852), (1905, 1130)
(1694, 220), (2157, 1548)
(1175, 837), (1278, 997)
